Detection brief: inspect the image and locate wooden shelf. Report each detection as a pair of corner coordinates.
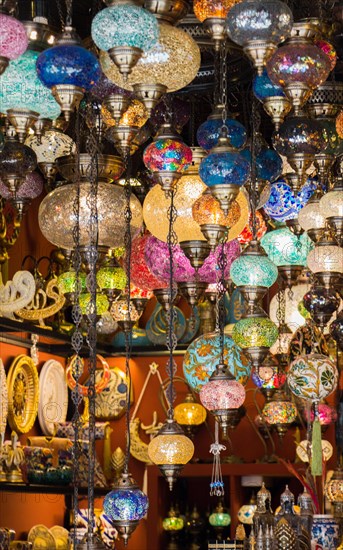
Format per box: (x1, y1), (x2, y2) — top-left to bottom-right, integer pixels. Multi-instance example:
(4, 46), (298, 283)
(0, 482), (109, 496)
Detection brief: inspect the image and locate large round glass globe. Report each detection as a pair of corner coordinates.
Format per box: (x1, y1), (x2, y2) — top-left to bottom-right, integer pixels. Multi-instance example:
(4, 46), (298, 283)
(273, 116), (325, 157)
(230, 254), (278, 288)
(0, 14), (28, 61)
(253, 69), (285, 101)
(307, 244), (343, 274)
(99, 23), (200, 93)
(197, 117), (247, 151)
(199, 150), (250, 187)
(232, 317), (279, 349)
(25, 130), (76, 163)
(261, 227), (313, 267)
(104, 486), (149, 521)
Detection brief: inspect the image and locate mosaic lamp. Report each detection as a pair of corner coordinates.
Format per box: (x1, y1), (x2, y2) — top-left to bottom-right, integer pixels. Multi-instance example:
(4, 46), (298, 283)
(209, 502), (231, 527)
(0, 50), (61, 141)
(103, 472), (148, 544)
(253, 69), (291, 129)
(238, 211), (267, 244)
(129, 233), (168, 292)
(91, 0), (159, 77)
(38, 182), (143, 251)
(36, 28), (101, 120)
(199, 126), (250, 215)
(163, 506), (184, 532)
(197, 105), (247, 151)
(148, 419), (194, 490)
(0, 170), (43, 219)
(174, 393), (207, 438)
(251, 354), (287, 395)
(266, 21), (332, 114)
(0, 133), (37, 192)
(303, 285), (340, 329)
(199, 363), (246, 438)
(264, 178), (316, 223)
(232, 315), (279, 367)
(288, 354), (338, 403)
(325, 469), (343, 503)
(0, 13), (28, 75)
(262, 389), (297, 438)
(298, 195), (326, 242)
(241, 145), (282, 183)
(226, 0), (293, 74)
(304, 402), (338, 428)
(306, 229), (343, 288)
(193, 0), (240, 48)
(319, 178), (343, 246)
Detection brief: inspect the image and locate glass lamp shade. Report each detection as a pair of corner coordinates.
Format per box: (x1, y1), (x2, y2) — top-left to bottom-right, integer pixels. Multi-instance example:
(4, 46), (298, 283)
(36, 43), (101, 90)
(269, 330), (293, 356)
(269, 283), (310, 333)
(264, 178), (316, 222)
(316, 40), (337, 71)
(197, 118), (247, 151)
(91, 4), (158, 52)
(0, 50), (61, 119)
(163, 516), (184, 531)
(25, 130), (76, 163)
(330, 312), (343, 351)
(103, 487), (148, 522)
(319, 119), (343, 157)
(241, 146), (282, 182)
(298, 201), (326, 231)
(199, 149), (250, 187)
(183, 331), (252, 393)
(320, 190), (343, 219)
(304, 403), (338, 426)
(273, 116), (325, 157)
(230, 253), (278, 288)
(226, 0), (293, 46)
(260, 227), (313, 267)
(253, 69), (285, 101)
(237, 211), (267, 244)
(97, 266), (127, 291)
(148, 430), (194, 465)
(174, 397), (207, 426)
(129, 234), (168, 291)
(38, 182), (143, 250)
(307, 245), (343, 274)
(143, 138), (192, 174)
(262, 399), (297, 426)
(194, 0), (238, 22)
(192, 192), (240, 226)
(266, 43), (332, 90)
(130, 285), (153, 300)
(303, 286), (340, 323)
(0, 14), (28, 61)
(325, 471), (343, 502)
(101, 99), (148, 128)
(232, 317), (278, 349)
(209, 509), (231, 527)
(200, 378), (246, 410)
(252, 366), (287, 390)
(0, 171), (43, 200)
(110, 299), (141, 322)
(143, 177), (207, 242)
(90, 71), (129, 101)
(145, 237), (240, 284)
(79, 293), (110, 316)
(288, 353), (338, 401)
(99, 23), (201, 93)
(150, 97), (190, 134)
(57, 270), (86, 295)
(0, 140), (37, 178)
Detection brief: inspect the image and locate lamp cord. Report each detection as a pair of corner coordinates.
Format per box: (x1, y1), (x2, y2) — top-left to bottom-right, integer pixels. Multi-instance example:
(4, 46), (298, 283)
(166, 188), (178, 418)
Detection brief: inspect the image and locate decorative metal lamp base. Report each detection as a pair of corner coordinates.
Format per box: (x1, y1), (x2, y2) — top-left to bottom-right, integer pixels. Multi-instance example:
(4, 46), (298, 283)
(209, 183), (240, 216)
(7, 108), (39, 142)
(153, 170), (182, 194)
(39, 162), (58, 190)
(314, 271), (342, 289)
(284, 83), (312, 115)
(327, 216), (343, 246)
(159, 463), (183, 491)
(286, 218), (304, 237)
(287, 153), (313, 186)
(52, 84), (84, 121)
(179, 240), (211, 269)
(244, 346), (270, 368)
(263, 96), (292, 130)
(243, 40), (277, 76)
(203, 18), (226, 51)
(237, 285), (267, 314)
(200, 223), (227, 250)
(278, 265), (303, 288)
(179, 281), (208, 306)
(154, 288), (180, 311)
(108, 45), (142, 77)
(133, 83), (167, 116)
(103, 93), (131, 122)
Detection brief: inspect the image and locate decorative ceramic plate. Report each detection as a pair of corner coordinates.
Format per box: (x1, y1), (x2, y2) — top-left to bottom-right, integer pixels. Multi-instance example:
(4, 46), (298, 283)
(28, 525), (56, 550)
(7, 355), (39, 434)
(50, 526), (69, 550)
(87, 366), (133, 421)
(146, 304), (186, 345)
(0, 358), (8, 435)
(38, 360), (68, 436)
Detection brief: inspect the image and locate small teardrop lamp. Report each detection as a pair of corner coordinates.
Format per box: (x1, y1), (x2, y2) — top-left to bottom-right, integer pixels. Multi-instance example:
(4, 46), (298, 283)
(143, 123), (193, 194)
(306, 226), (343, 290)
(273, 114), (326, 191)
(319, 173), (343, 246)
(199, 362), (246, 438)
(148, 418), (194, 490)
(266, 21), (332, 114)
(36, 27), (101, 121)
(0, 6), (28, 75)
(103, 471), (149, 544)
(262, 388), (297, 439)
(226, 0), (293, 75)
(253, 69), (291, 130)
(232, 312), (279, 368)
(104, 98), (149, 157)
(230, 240), (278, 314)
(92, 0), (159, 78)
(193, 0), (239, 49)
(0, 128), (37, 194)
(199, 126), (250, 215)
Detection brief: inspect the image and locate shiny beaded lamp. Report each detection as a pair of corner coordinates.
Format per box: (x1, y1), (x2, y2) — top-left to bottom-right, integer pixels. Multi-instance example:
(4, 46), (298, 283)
(306, 227), (343, 289)
(193, 0), (239, 49)
(226, 0), (293, 75)
(36, 25), (101, 121)
(253, 69), (291, 129)
(262, 389), (297, 438)
(91, 0), (159, 77)
(0, 12), (28, 75)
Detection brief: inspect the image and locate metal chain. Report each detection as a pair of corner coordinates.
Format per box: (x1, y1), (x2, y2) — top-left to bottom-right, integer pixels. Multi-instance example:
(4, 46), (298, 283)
(56, 0), (66, 30)
(249, 95), (261, 241)
(220, 41), (228, 127)
(166, 189), (178, 417)
(217, 243), (228, 364)
(275, 277), (286, 355)
(213, 48), (221, 107)
(65, 0), (73, 26)
(123, 150), (133, 473)
(83, 96), (100, 545)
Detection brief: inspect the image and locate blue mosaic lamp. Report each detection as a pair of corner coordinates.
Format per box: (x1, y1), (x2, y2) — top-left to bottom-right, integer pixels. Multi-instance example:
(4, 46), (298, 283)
(103, 472), (149, 544)
(91, 1), (159, 77)
(253, 69), (285, 101)
(36, 28), (101, 121)
(0, 50), (61, 139)
(264, 178), (316, 222)
(253, 69), (291, 129)
(197, 105), (247, 151)
(241, 146), (282, 182)
(199, 126), (250, 215)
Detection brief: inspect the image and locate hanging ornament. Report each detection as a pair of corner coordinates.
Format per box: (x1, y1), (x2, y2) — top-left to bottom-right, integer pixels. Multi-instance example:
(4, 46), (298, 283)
(193, 0), (240, 49)
(253, 69), (291, 130)
(36, 27), (101, 121)
(262, 389), (297, 439)
(303, 285), (341, 330)
(226, 0), (293, 75)
(264, 178), (316, 223)
(307, 227), (343, 289)
(232, 314), (279, 368)
(0, 130), (37, 194)
(0, 10), (28, 75)
(174, 392), (207, 439)
(91, 0), (159, 77)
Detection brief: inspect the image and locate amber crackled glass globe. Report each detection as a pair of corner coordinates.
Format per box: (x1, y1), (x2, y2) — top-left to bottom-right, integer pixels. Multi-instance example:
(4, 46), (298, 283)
(194, 0), (239, 22)
(101, 99), (148, 128)
(99, 23), (200, 93)
(174, 394), (207, 426)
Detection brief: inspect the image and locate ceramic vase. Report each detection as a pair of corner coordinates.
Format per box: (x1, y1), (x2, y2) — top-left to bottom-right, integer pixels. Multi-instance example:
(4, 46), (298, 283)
(311, 514), (340, 549)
